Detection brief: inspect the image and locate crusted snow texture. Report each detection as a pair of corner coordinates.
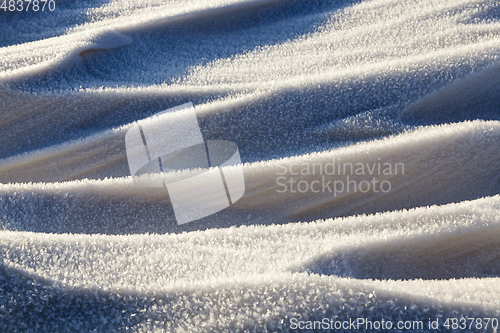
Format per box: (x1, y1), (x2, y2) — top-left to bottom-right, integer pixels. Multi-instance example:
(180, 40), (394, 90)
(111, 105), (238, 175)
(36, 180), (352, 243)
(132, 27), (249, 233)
(1, 0), (500, 331)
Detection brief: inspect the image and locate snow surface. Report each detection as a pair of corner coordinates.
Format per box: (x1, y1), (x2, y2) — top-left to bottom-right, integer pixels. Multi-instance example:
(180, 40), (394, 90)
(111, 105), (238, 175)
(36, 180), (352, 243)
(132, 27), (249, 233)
(1, 0), (500, 331)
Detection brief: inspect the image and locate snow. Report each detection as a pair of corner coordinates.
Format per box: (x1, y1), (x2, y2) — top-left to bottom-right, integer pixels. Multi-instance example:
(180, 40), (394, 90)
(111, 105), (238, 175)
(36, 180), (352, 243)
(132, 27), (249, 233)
(1, 0), (500, 331)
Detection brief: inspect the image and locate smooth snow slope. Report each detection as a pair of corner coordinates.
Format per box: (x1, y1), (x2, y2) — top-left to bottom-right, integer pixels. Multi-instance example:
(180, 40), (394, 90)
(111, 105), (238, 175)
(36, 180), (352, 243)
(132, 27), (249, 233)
(1, 0), (500, 331)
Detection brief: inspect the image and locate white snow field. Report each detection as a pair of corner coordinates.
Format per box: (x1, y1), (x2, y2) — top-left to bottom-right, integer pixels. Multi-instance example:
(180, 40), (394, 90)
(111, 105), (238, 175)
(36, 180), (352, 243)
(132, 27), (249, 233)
(1, 0), (500, 331)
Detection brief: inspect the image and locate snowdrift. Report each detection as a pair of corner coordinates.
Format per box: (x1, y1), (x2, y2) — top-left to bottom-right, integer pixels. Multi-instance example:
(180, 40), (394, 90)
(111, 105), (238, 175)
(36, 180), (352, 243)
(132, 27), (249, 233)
(1, 0), (500, 331)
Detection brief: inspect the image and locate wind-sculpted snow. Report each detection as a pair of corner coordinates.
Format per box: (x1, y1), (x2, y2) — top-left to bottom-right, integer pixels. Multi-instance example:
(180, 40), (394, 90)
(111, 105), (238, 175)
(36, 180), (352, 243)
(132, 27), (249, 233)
(1, 197), (500, 331)
(1, 119), (499, 235)
(1, 0), (500, 331)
